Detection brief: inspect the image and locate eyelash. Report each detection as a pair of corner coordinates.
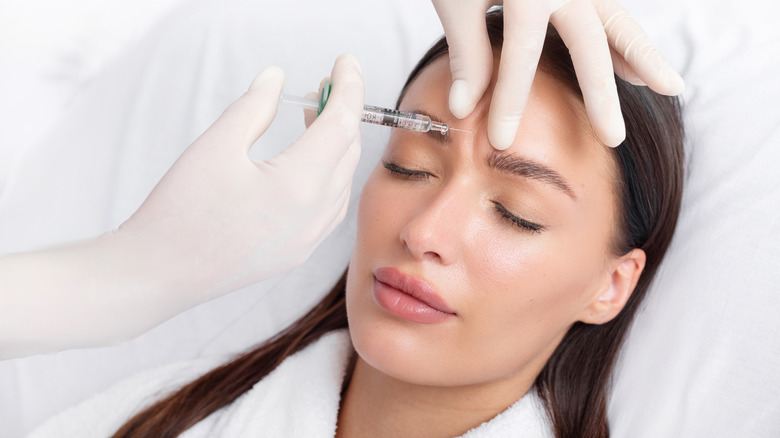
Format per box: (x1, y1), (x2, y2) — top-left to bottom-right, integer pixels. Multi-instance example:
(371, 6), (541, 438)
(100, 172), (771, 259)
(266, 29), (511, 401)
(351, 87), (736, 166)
(383, 160), (544, 234)
(494, 203), (544, 234)
(382, 160), (430, 180)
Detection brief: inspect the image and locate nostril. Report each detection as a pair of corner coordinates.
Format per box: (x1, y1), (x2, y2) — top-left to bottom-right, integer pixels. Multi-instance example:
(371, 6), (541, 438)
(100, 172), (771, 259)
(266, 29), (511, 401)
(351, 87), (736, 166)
(397, 187), (465, 266)
(399, 221), (445, 263)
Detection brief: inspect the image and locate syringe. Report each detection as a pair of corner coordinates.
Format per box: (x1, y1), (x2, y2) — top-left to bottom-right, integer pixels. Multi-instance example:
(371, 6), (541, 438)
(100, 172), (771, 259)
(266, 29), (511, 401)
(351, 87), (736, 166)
(280, 81), (457, 135)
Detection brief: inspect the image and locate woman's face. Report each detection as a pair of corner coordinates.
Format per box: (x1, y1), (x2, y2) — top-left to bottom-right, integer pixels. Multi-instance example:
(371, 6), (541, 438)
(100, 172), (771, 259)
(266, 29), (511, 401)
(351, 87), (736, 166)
(346, 56), (626, 388)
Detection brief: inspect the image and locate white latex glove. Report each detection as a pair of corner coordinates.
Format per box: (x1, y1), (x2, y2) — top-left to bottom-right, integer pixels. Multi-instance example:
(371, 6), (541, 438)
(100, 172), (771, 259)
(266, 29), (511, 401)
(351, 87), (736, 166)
(0, 54), (364, 359)
(431, 0), (686, 149)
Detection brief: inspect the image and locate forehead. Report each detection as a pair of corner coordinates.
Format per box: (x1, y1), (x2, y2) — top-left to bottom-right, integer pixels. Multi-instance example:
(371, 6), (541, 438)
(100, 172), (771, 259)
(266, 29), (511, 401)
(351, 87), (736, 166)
(398, 56), (618, 206)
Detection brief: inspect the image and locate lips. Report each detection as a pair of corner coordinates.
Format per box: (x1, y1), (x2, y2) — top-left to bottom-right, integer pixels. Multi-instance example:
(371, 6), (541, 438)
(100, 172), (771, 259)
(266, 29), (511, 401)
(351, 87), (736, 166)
(372, 267), (456, 324)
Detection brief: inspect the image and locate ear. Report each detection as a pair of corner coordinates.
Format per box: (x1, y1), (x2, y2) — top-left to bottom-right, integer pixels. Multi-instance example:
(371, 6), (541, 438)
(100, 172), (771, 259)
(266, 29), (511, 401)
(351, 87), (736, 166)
(579, 248), (646, 325)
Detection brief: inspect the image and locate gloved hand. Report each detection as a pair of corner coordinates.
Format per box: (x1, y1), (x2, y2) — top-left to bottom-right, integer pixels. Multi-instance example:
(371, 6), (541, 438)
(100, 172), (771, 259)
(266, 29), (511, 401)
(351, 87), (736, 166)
(431, 0), (685, 149)
(0, 54), (364, 358)
(120, 53), (363, 295)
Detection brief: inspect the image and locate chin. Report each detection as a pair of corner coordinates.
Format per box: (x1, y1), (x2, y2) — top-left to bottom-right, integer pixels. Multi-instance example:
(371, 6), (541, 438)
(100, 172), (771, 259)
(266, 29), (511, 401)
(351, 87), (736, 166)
(349, 322), (450, 386)
(346, 301), (478, 387)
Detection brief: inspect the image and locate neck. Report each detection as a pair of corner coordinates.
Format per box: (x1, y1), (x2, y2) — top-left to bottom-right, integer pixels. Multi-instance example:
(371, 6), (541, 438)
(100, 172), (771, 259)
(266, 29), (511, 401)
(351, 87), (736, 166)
(335, 356), (535, 438)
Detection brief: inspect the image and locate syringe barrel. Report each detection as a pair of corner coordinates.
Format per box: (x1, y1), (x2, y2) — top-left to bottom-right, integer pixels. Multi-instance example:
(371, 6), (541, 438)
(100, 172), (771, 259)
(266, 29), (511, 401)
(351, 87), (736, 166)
(362, 105), (431, 132)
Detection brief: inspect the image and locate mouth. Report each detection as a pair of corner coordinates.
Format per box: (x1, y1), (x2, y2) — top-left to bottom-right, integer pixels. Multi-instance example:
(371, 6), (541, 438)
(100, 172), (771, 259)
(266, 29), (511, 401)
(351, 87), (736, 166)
(372, 267), (456, 324)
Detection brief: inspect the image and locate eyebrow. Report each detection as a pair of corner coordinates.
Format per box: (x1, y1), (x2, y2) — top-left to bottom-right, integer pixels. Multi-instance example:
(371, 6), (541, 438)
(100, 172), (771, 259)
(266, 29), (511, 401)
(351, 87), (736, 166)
(403, 107), (575, 200)
(487, 151), (577, 200)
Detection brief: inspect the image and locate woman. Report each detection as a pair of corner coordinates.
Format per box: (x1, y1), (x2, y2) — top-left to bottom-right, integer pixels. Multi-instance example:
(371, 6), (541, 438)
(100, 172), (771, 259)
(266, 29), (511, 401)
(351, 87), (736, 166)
(33, 9), (684, 438)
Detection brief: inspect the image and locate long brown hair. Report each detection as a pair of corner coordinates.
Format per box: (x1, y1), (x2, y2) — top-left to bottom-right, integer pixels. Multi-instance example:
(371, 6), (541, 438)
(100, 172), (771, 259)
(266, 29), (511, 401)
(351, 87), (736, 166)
(114, 9), (683, 438)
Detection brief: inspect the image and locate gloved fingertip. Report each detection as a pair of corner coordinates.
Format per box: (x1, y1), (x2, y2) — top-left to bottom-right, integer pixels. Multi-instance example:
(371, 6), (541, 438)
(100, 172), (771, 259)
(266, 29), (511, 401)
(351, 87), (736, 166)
(488, 121), (519, 151)
(647, 50), (685, 95)
(663, 67), (686, 95)
(336, 53), (362, 75)
(327, 53), (364, 122)
(600, 116), (626, 148)
(584, 89), (626, 148)
(449, 79), (476, 119)
(249, 66), (285, 92)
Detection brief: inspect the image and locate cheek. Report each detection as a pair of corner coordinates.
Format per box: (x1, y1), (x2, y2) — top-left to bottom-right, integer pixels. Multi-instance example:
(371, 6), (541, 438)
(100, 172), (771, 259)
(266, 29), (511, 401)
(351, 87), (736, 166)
(352, 171), (397, 254)
(469, 225), (607, 321)
(461, 235), (567, 333)
(347, 169), (401, 323)
(457, 225), (610, 368)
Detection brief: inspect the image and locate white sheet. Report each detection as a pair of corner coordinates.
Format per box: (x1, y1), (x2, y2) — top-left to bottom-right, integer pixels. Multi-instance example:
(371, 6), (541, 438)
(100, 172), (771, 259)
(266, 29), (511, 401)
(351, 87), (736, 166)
(0, 0), (778, 437)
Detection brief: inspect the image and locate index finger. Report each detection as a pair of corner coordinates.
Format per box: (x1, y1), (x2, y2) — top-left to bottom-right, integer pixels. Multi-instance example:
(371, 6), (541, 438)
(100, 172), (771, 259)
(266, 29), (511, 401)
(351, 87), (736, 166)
(487, 0), (551, 150)
(432, 0), (496, 119)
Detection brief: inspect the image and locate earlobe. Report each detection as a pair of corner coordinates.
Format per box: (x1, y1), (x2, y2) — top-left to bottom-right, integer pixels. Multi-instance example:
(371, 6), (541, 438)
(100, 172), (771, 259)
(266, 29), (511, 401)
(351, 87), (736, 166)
(581, 249), (646, 325)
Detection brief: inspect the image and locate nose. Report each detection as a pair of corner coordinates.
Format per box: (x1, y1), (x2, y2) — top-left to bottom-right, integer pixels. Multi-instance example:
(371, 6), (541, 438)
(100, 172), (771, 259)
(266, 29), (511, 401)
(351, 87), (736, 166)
(399, 183), (469, 265)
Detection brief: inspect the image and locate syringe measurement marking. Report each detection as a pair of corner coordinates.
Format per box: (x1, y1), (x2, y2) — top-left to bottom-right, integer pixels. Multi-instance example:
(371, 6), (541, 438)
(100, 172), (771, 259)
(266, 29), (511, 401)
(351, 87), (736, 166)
(362, 106), (428, 131)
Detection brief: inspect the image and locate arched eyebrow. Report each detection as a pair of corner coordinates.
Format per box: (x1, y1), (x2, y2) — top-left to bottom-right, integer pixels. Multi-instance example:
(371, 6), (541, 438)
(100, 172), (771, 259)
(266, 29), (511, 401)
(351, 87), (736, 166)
(487, 150), (577, 201)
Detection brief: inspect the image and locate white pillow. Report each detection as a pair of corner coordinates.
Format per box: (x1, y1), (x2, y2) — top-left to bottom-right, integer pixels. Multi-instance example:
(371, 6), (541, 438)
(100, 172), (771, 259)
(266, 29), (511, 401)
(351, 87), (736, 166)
(609, 1), (780, 436)
(1, 0), (778, 437)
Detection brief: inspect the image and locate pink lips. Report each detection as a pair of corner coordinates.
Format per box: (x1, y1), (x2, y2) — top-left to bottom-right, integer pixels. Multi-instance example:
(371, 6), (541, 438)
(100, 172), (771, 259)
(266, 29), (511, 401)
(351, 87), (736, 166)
(372, 267), (456, 324)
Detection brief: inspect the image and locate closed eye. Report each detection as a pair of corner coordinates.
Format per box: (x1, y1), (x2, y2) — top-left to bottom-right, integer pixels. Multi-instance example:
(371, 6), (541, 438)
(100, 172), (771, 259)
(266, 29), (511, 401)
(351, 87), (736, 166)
(494, 203), (544, 234)
(382, 160), (431, 180)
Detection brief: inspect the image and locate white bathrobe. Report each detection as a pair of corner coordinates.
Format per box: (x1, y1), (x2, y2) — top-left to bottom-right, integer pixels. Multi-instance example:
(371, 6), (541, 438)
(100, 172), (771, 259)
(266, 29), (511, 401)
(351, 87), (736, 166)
(28, 330), (551, 437)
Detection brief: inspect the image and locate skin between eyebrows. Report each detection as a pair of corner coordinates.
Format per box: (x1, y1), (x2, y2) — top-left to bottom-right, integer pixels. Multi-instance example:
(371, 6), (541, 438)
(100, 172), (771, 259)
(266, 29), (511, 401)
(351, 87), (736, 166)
(404, 107), (578, 201)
